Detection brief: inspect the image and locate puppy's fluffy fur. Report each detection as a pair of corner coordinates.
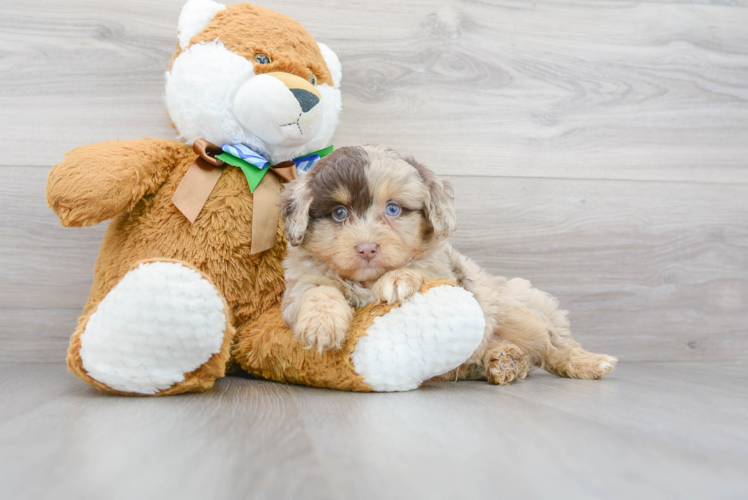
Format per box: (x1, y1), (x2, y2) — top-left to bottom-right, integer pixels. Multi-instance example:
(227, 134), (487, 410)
(279, 145), (617, 384)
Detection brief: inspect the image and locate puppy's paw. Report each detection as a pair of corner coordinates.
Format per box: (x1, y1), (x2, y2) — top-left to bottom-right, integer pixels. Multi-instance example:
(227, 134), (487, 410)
(596, 355), (618, 377)
(574, 353), (618, 380)
(484, 342), (529, 386)
(294, 288), (352, 353)
(544, 349), (618, 380)
(372, 269), (424, 305)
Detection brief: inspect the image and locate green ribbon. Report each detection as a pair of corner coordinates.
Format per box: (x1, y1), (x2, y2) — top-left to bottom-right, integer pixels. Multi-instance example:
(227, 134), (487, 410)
(215, 145), (334, 193)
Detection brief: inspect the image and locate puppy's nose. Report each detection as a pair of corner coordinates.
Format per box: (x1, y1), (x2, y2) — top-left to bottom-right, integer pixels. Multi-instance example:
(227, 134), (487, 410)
(290, 88), (319, 112)
(356, 242), (379, 261)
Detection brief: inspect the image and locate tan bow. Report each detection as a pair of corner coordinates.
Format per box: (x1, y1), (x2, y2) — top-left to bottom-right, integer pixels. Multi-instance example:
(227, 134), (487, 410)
(172, 139), (297, 254)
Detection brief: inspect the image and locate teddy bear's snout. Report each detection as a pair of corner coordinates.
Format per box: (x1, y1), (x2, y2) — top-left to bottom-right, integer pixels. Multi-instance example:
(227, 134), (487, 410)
(232, 71), (324, 146)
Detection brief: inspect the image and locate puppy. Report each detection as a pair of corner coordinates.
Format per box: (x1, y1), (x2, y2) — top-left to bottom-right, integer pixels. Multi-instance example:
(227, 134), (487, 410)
(279, 145), (617, 384)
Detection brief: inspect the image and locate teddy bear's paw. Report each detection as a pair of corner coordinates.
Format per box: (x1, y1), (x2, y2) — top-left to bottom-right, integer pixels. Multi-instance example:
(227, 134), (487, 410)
(351, 285), (485, 392)
(79, 261), (229, 395)
(484, 342), (530, 386)
(294, 288), (352, 353)
(372, 269), (424, 305)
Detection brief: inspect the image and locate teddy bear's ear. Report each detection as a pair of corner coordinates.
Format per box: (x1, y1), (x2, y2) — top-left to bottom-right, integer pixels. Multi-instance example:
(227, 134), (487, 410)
(317, 43), (342, 88)
(178, 0), (226, 50)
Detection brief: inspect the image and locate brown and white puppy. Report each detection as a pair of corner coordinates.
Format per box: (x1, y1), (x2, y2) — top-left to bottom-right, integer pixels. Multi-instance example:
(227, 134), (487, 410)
(279, 145), (617, 384)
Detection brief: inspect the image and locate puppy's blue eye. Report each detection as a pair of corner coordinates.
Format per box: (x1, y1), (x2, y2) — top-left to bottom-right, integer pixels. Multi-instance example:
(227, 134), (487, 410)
(310, 75), (317, 86)
(385, 203), (401, 217)
(254, 54), (271, 64)
(332, 206), (348, 222)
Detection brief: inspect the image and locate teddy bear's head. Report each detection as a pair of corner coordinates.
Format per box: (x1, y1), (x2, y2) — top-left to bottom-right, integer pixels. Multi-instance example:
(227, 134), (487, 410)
(165, 0), (342, 163)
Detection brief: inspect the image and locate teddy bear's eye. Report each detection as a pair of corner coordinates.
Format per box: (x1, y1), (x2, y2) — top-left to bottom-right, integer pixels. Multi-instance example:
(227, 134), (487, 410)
(310, 74), (317, 86)
(254, 54), (271, 64)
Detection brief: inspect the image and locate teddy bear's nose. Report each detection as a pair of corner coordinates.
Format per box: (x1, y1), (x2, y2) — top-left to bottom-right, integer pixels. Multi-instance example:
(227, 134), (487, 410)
(290, 88), (319, 113)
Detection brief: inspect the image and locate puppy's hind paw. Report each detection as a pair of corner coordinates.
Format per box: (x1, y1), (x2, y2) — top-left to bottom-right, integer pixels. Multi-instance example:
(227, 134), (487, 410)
(570, 354), (618, 380)
(594, 355), (618, 379)
(545, 350), (618, 380)
(373, 269), (424, 305)
(484, 342), (529, 386)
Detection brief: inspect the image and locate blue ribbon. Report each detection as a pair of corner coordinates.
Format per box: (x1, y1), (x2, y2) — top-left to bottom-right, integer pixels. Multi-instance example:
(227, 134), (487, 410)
(221, 143), (324, 176)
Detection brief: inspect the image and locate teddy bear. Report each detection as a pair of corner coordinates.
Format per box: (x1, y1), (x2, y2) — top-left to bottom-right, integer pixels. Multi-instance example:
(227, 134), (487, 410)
(45, 0), (486, 395)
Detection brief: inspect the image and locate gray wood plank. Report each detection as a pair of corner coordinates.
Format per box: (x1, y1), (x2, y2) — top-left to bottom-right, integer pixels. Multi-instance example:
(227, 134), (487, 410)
(450, 175), (748, 363)
(0, 309), (78, 363)
(0, 362), (88, 423)
(0, 362), (747, 500)
(293, 363), (748, 499)
(0, 364), (334, 500)
(1, 0), (747, 182)
(0, 167), (104, 310)
(3, 166), (746, 362)
(489, 362), (748, 457)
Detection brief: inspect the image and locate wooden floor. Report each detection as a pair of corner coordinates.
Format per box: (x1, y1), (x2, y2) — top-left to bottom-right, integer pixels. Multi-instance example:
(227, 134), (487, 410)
(1, 362), (746, 499)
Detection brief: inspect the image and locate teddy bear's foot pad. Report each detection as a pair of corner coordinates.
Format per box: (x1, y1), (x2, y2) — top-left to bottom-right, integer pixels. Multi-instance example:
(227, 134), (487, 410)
(79, 261), (227, 394)
(351, 285), (485, 392)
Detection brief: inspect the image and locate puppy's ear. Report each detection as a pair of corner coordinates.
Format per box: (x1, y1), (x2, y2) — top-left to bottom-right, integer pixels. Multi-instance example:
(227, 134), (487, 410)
(279, 177), (313, 246)
(405, 157), (457, 240)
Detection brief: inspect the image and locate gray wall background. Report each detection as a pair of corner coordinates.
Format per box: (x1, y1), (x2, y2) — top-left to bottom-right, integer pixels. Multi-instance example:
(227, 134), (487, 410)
(1, 0), (746, 362)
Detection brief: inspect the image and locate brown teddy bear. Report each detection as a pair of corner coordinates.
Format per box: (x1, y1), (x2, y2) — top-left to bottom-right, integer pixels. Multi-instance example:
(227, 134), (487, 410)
(46, 0), (486, 396)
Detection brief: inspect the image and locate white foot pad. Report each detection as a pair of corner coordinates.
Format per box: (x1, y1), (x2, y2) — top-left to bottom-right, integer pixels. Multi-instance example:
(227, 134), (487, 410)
(80, 261), (226, 394)
(351, 285), (485, 392)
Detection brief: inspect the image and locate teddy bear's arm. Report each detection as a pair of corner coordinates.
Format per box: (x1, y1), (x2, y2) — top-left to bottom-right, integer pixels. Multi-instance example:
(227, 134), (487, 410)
(46, 139), (190, 227)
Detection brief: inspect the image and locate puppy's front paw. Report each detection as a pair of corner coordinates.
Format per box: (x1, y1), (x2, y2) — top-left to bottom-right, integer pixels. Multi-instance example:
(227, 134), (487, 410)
(373, 269), (424, 305)
(294, 288), (352, 353)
